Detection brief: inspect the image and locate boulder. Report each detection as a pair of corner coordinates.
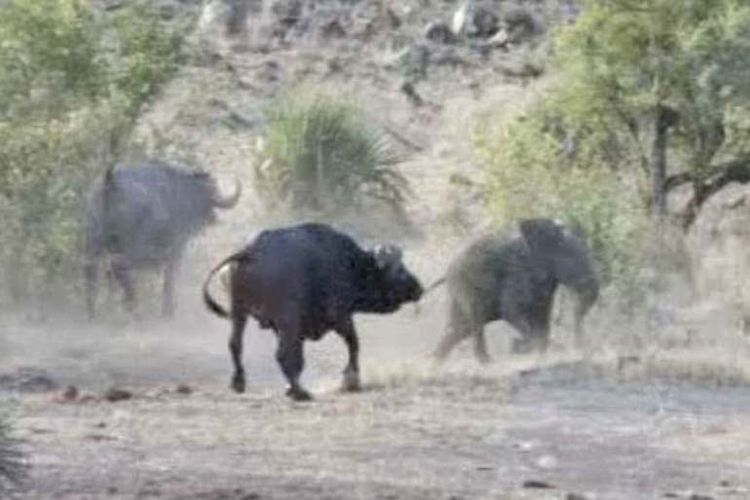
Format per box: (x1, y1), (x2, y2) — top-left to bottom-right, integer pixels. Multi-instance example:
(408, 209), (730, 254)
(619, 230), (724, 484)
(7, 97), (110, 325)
(425, 20), (457, 44)
(687, 182), (750, 309)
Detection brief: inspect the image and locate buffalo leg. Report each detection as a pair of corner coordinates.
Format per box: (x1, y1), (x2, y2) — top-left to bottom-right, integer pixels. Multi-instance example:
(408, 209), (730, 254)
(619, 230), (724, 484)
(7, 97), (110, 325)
(229, 313), (248, 393)
(276, 332), (311, 401)
(84, 259), (98, 319)
(110, 255), (136, 313)
(335, 318), (361, 392)
(433, 300), (475, 362)
(162, 257), (179, 317)
(473, 328), (492, 364)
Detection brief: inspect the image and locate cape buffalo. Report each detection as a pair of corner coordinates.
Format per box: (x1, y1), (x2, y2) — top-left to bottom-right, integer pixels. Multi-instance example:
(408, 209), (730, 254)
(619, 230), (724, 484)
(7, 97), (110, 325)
(432, 218), (599, 362)
(84, 162), (241, 318)
(202, 223), (424, 401)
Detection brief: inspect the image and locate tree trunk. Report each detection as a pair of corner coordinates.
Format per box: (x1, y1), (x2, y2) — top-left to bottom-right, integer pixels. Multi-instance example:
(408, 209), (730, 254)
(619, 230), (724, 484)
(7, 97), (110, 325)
(651, 104), (671, 218)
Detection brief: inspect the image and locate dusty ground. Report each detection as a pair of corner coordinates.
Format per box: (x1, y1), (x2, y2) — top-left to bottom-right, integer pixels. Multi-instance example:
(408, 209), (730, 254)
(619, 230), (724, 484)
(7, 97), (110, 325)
(3, 289), (750, 500)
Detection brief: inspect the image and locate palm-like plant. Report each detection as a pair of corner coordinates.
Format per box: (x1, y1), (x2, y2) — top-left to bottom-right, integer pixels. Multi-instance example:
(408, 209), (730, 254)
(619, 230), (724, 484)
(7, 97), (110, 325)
(255, 93), (409, 214)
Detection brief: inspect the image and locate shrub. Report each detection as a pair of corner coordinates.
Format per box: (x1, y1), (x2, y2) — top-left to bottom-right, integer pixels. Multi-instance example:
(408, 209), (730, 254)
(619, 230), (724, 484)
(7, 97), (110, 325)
(110, 1), (185, 113)
(255, 92), (409, 215)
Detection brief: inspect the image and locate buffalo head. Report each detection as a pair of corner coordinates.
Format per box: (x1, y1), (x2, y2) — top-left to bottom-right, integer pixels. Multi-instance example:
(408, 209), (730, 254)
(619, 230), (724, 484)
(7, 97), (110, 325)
(361, 244), (423, 313)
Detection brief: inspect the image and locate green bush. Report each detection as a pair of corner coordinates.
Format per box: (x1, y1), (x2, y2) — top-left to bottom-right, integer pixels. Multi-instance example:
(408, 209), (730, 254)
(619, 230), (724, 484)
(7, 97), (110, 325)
(0, 0), (188, 310)
(0, 0), (106, 117)
(256, 92), (408, 215)
(110, 1), (184, 113)
(475, 103), (649, 308)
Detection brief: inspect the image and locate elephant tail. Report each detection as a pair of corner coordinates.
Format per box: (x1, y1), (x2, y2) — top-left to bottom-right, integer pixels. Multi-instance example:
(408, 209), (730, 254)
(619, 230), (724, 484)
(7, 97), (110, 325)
(421, 276), (446, 298)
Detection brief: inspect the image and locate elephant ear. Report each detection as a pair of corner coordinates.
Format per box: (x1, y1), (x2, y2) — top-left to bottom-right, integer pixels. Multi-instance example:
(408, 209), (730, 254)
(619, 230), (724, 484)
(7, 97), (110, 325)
(519, 218), (565, 253)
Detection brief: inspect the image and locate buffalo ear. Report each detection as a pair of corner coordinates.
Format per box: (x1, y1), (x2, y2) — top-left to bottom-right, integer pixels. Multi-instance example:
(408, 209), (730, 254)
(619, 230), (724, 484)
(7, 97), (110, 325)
(519, 218), (564, 252)
(373, 244), (403, 270)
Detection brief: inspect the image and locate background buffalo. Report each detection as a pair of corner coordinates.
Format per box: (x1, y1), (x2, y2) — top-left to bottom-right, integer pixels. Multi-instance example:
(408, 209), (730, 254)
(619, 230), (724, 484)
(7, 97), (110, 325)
(84, 162), (241, 318)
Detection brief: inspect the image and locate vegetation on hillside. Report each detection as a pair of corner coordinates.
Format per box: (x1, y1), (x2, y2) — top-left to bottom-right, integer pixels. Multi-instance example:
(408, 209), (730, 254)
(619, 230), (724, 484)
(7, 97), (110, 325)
(0, 0), (188, 309)
(254, 92), (408, 216)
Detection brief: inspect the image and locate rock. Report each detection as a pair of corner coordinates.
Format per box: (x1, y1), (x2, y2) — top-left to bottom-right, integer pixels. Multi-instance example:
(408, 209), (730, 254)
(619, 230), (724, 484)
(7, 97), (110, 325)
(566, 494), (588, 500)
(62, 386), (79, 402)
(176, 384), (193, 395)
(320, 18), (346, 39)
(451, 1), (499, 39)
(104, 387), (133, 403)
(400, 81), (424, 107)
(688, 182), (750, 311)
(424, 20), (457, 44)
(486, 29), (509, 48)
(472, 3), (499, 38)
(271, 0), (303, 29)
(403, 43), (430, 80)
(386, 8), (402, 29)
(523, 479), (555, 489)
(536, 455), (558, 469)
(504, 6), (546, 44)
(452, 1), (471, 37)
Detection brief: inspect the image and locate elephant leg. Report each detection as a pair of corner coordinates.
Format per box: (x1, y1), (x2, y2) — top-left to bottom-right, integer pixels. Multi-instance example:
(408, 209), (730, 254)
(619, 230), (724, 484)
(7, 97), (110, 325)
(473, 328), (492, 364)
(506, 315), (539, 354)
(84, 258), (99, 319)
(433, 300), (475, 362)
(162, 255), (180, 318)
(572, 285), (598, 350)
(335, 318), (361, 392)
(110, 254), (136, 314)
(276, 327), (311, 401)
(229, 313), (248, 393)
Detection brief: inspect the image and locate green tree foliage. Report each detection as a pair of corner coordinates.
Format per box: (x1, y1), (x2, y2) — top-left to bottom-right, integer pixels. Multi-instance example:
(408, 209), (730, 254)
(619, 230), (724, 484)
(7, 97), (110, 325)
(255, 92), (408, 215)
(554, 0), (750, 222)
(0, 0), (187, 309)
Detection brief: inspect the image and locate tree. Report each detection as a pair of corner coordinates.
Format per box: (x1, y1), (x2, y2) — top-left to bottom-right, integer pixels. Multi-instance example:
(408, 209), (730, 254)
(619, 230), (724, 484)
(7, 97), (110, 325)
(554, 0), (750, 226)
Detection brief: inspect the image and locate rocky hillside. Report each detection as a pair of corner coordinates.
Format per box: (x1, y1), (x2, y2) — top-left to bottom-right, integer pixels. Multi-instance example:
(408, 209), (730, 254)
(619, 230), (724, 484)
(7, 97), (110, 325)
(121, 0), (561, 254)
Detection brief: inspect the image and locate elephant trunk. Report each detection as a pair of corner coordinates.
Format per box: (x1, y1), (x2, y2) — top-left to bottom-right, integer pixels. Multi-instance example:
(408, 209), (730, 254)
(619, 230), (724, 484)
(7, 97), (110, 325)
(572, 278), (599, 344)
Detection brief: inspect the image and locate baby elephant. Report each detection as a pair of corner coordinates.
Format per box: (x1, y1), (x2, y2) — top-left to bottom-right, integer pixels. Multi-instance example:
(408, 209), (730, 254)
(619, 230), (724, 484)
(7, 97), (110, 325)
(433, 218), (599, 362)
(203, 223), (424, 401)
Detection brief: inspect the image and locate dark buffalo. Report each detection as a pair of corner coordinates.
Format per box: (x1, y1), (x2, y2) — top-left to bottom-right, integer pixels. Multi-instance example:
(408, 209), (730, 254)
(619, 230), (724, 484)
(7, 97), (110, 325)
(84, 162), (241, 318)
(202, 223), (423, 401)
(432, 218), (599, 362)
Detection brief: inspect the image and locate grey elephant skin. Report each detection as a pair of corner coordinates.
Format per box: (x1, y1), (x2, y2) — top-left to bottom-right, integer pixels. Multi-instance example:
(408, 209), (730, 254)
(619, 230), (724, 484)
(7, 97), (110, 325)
(203, 223), (423, 401)
(433, 218), (599, 362)
(84, 162), (241, 318)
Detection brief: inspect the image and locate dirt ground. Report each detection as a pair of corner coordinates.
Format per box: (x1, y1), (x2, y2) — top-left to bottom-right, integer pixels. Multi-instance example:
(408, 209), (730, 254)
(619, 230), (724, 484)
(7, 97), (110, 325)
(3, 289), (750, 500)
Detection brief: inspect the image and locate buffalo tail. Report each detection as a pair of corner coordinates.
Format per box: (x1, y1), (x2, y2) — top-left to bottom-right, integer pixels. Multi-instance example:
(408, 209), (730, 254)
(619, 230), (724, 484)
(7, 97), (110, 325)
(202, 251), (246, 319)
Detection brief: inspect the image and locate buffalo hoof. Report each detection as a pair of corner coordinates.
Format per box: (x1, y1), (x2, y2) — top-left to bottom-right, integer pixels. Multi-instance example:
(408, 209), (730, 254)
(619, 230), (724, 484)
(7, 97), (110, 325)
(342, 370), (361, 392)
(286, 386), (313, 402)
(230, 374), (246, 393)
(476, 354), (493, 365)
